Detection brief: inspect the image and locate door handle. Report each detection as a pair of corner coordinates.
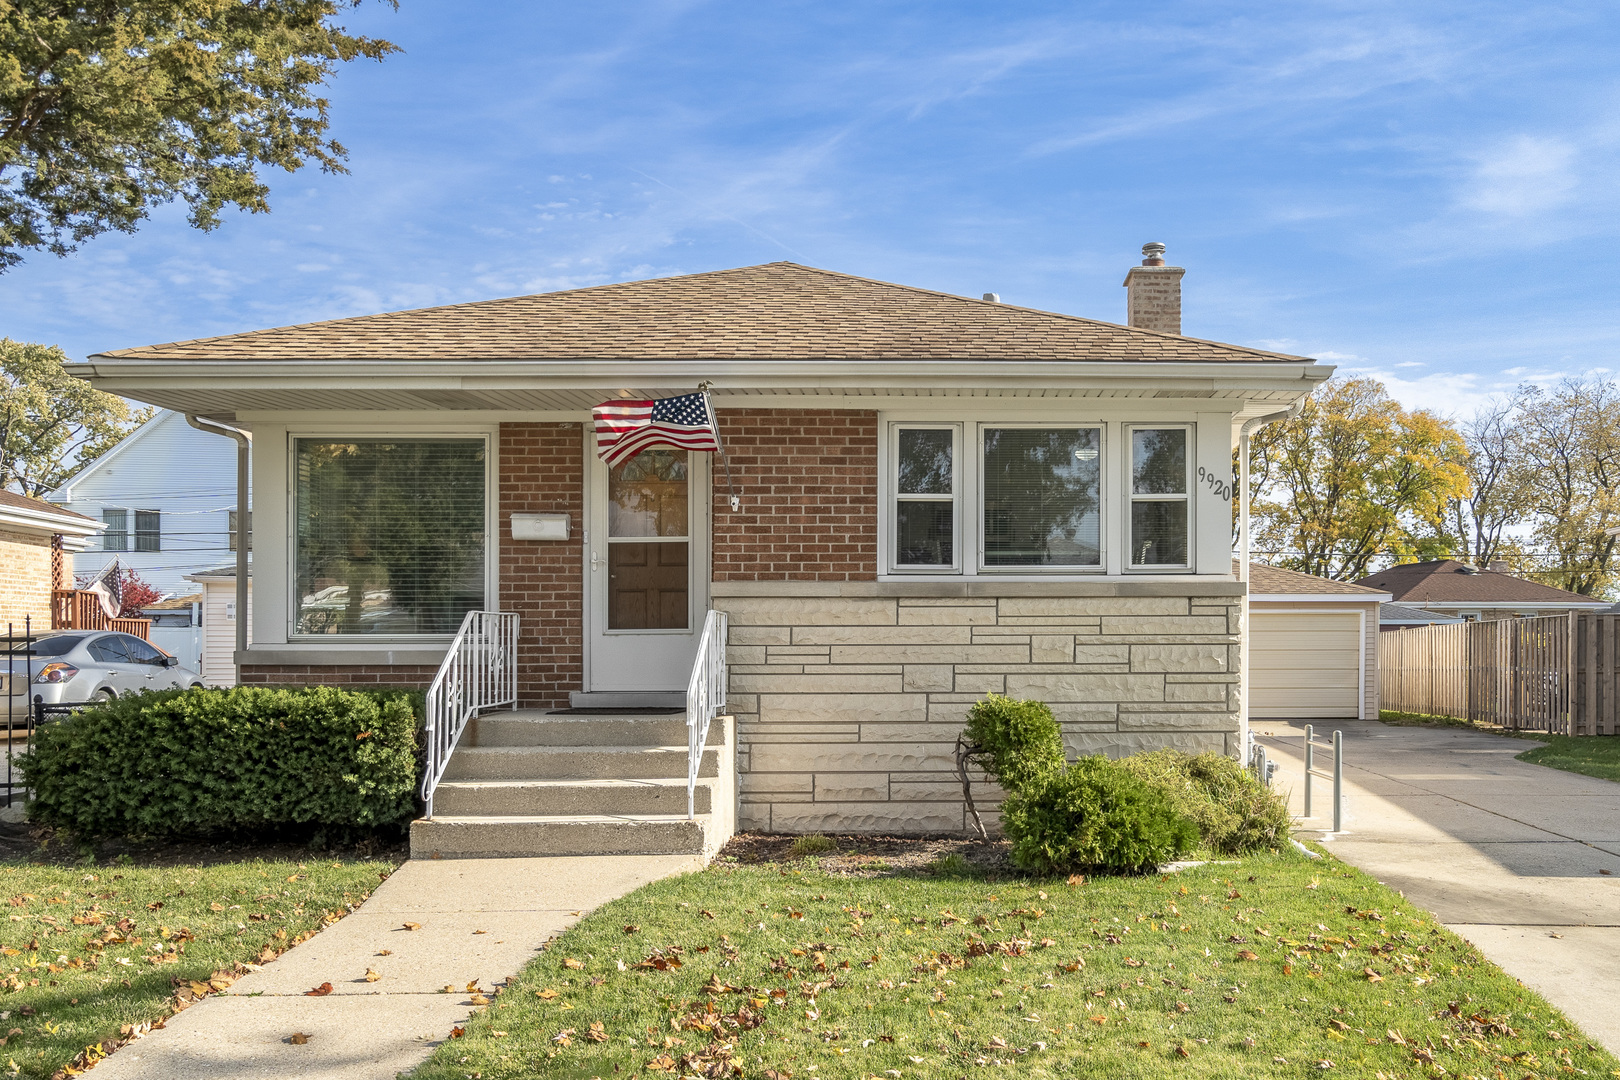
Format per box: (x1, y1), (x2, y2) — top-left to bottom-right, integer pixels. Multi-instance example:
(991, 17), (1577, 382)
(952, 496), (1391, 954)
(590, 551), (603, 571)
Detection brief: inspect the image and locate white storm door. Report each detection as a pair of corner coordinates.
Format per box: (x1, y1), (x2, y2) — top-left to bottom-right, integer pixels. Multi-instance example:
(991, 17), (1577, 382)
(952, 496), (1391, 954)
(586, 447), (708, 692)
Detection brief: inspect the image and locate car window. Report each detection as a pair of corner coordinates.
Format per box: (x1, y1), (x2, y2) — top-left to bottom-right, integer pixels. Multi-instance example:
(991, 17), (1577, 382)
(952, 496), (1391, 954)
(6, 635), (81, 657)
(123, 637), (165, 664)
(87, 637), (133, 664)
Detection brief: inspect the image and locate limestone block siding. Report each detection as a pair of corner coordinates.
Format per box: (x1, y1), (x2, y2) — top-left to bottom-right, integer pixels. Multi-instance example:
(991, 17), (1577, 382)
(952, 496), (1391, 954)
(0, 528), (56, 629)
(713, 579), (1244, 834)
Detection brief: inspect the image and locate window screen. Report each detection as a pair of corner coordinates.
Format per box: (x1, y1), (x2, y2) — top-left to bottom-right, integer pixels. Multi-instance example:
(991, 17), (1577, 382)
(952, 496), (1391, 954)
(294, 439), (486, 635)
(134, 510), (161, 552)
(894, 427), (956, 567)
(982, 427), (1101, 567)
(1129, 428), (1189, 567)
(101, 510), (128, 552)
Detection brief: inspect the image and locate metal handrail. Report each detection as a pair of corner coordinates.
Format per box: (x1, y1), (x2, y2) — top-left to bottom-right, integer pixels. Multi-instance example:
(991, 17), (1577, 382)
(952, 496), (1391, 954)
(686, 609), (728, 819)
(420, 610), (520, 818)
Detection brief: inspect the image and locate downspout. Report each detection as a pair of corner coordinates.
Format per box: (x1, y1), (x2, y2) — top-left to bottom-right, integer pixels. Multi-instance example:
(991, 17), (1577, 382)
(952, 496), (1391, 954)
(1237, 401), (1302, 764)
(185, 416), (251, 675)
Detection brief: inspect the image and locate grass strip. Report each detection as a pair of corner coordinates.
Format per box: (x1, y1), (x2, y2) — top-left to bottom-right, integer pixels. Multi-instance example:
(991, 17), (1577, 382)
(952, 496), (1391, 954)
(0, 856), (396, 1078)
(410, 847), (1617, 1079)
(1514, 736), (1620, 783)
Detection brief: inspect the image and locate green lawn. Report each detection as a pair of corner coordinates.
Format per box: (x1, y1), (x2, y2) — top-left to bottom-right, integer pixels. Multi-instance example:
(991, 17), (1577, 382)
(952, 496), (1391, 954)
(409, 846), (1616, 1080)
(0, 857), (396, 1079)
(1514, 736), (1620, 783)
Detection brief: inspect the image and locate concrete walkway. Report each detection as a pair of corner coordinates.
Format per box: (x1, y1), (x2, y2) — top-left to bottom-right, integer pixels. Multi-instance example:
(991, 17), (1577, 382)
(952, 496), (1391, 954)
(1258, 721), (1620, 1052)
(92, 853), (703, 1080)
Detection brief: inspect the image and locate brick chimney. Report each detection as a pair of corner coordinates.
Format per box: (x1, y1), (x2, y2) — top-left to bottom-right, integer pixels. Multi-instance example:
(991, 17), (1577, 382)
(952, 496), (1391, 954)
(1123, 242), (1184, 335)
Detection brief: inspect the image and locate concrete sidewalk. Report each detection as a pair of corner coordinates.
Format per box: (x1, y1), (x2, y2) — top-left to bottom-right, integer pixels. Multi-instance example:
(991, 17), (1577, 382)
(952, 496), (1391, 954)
(1258, 721), (1620, 1052)
(91, 853), (703, 1080)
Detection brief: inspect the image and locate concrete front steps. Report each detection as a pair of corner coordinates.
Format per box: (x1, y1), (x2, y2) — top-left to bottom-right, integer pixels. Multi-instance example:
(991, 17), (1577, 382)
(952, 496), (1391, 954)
(410, 710), (735, 860)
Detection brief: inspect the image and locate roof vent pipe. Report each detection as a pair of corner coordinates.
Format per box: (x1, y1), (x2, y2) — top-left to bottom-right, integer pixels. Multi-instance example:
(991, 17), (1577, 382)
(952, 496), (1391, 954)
(185, 415), (251, 671)
(982, 292), (1000, 303)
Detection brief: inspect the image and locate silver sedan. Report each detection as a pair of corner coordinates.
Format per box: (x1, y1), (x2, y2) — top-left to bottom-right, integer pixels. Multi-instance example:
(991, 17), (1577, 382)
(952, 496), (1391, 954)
(3, 630), (204, 708)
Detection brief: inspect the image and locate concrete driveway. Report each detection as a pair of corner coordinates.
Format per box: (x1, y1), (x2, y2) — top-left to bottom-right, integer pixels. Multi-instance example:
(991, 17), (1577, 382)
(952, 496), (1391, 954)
(1257, 720), (1620, 1052)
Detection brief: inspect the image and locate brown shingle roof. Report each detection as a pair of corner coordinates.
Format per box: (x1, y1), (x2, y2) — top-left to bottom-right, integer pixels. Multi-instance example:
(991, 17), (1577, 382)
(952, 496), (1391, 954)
(90, 262), (1313, 364)
(1352, 560), (1603, 605)
(1242, 561), (1388, 596)
(0, 490), (93, 523)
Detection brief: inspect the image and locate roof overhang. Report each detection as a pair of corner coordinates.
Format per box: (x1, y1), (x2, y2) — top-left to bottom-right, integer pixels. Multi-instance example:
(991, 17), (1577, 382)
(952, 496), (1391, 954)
(71, 358), (1334, 420)
(1405, 599), (1611, 611)
(0, 503), (105, 549)
(1251, 591), (1391, 603)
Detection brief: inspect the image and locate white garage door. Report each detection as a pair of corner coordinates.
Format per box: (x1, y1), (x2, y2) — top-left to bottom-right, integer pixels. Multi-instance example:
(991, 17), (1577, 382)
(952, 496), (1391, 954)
(1250, 611), (1363, 719)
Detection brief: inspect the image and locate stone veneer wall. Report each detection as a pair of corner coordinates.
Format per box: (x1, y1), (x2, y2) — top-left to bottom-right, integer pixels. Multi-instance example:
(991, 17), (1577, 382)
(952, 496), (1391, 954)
(0, 529), (56, 628)
(713, 581), (1244, 835)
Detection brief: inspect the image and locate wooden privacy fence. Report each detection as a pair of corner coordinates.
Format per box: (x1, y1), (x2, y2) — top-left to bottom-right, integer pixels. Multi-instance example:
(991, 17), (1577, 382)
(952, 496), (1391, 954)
(1380, 614), (1617, 735)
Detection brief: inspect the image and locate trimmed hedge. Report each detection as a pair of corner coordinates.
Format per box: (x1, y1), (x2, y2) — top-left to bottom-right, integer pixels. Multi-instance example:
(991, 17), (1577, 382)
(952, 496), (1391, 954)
(18, 686), (421, 839)
(963, 694), (1065, 791)
(1001, 756), (1198, 874)
(1114, 748), (1291, 855)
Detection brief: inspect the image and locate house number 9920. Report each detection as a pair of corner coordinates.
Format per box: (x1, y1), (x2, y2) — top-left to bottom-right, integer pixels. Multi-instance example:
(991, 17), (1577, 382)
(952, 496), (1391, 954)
(1197, 466), (1233, 501)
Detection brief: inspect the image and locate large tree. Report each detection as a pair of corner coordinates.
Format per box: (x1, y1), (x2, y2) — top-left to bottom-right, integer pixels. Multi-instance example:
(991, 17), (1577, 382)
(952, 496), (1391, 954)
(1248, 376), (1469, 580)
(0, 338), (151, 496)
(0, 0), (397, 270)
(1447, 397), (1530, 569)
(1510, 378), (1620, 596)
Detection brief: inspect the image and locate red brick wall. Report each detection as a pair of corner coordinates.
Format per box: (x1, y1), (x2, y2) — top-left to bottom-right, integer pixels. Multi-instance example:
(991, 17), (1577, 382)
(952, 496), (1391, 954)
(239, 665), (439, 687)
(498, 422), (585, 707)
(712, 409), (877, 581)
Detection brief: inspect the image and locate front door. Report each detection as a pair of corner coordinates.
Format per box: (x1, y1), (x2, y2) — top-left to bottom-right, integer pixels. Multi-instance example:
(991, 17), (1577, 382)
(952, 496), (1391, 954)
(586, 446), (708, 691)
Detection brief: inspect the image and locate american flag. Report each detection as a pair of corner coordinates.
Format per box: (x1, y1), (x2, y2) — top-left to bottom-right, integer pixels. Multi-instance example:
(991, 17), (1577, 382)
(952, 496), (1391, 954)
(592, 392), (721, 467)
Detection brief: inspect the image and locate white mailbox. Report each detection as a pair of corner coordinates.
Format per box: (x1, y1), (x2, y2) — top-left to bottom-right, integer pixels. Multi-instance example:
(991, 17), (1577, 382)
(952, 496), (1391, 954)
(510, 512), (571, 541)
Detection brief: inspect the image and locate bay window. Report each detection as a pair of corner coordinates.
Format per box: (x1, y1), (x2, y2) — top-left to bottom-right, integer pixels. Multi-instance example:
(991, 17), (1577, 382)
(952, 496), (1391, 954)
(885, 419), (1199, 575)
(293, 438), (487, 636)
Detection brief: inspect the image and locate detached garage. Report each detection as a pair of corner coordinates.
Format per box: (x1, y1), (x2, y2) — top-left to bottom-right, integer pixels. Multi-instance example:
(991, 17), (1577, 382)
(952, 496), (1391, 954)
(1247, 564), (1390, 720)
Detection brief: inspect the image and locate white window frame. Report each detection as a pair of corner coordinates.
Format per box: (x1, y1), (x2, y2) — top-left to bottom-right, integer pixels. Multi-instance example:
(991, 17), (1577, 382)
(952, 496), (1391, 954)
(285, 431), (496, 642)
(887, 423), (962, 575)
(101, 508), (129, 552)
(975, 422), (1106, 575)
(1124, 423), (1194, 573)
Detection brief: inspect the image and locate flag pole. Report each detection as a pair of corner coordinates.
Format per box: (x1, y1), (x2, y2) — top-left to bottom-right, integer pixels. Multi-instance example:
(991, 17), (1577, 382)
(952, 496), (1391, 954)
(698, 382), (739, 512)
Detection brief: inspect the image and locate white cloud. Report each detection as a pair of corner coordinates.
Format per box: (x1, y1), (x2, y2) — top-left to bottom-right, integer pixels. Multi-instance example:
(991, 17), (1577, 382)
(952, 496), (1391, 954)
(1458, 134), (1578, 217)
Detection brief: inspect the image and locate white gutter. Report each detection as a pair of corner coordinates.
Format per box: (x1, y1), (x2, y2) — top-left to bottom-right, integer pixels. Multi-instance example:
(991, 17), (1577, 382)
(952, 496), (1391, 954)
(0, 503), (105, 547)
(184, 415), (251, 666)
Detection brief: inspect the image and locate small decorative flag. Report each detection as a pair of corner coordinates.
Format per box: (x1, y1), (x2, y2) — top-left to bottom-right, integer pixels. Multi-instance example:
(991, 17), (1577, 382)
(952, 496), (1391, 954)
(592, 392), (721, 467)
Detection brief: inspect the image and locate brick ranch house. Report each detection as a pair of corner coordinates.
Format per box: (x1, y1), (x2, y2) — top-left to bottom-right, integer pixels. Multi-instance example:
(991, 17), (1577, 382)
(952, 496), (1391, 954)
(76, 252), (1331, 854)
(0, 492), (104, 632)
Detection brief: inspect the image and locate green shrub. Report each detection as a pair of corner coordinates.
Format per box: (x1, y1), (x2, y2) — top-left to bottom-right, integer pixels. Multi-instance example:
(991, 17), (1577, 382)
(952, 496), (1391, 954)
(963, 694), (1065, 791)
(1114, 748), (1291, 854)
(19, 686), (420, 839)
(1000, 756), (1198, 874)
(788, 834), (837, 857)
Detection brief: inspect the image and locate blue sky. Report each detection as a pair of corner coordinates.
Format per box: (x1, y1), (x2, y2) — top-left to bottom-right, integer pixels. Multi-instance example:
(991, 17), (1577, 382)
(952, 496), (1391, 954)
(3, 0), (1616, 416)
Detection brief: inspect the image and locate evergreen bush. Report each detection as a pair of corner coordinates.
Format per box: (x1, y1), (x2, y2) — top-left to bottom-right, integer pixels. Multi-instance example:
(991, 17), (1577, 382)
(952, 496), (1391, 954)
(1000, 756), (1199, 874)
(19, 686), (421, 840)
(963, 694), (1065, 791)
(1114, 748), (1291, 854)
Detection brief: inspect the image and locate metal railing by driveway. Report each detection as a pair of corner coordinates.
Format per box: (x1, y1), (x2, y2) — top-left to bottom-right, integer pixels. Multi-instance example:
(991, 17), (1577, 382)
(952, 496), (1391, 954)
(686, 609), (728, 819)
(420, 611), (520, 819)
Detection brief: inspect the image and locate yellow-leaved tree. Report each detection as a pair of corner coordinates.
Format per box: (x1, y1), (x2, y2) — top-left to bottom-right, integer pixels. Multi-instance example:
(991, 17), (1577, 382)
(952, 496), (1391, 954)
(1248, 377), (1469, 580)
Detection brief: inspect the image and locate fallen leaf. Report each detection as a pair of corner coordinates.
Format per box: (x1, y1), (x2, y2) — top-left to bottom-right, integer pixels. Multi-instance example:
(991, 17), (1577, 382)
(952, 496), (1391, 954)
(1363, 968), (1384, 983)
(563, 958), (585, 970)
(1236, 950), (1259, 962)
(465, 981), (480, 993)
(304, 983), (333, 997)
(469, 994), (490, 1006)
(623, 925), (640, 935)
(209, 902), (225, 912)
(401, 922), (421, 932)
(364, 969), (381, 983)
(537, 988), (559, 999)
(1175, 1044), (1191, 1058)
(449, 1026), (465, 1039)
(586, 1021), (609, 1042)
(288, 1032), (310, 1045)
(376, 950), (392, 956)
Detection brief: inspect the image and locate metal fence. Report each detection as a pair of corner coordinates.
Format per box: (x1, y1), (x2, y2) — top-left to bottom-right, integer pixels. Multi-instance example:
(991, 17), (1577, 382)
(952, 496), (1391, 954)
(1380, 613), (1617, 735)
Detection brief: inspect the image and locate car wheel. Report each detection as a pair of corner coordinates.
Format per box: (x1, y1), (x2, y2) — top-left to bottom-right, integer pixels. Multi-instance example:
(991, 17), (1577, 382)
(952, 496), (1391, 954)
(190, 683), (204, 690)
(98, 689), (116, 702)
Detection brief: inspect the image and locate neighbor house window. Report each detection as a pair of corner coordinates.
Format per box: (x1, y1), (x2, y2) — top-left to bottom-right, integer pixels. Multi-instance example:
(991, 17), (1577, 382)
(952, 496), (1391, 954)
(293, 438), (486, 636)
(892, 426), (958, 570)
(101, 509), (128, 552)
(134, 510), (161, 552)
(1128, 427), (1190, 568)
(981, 427), (1102, 569)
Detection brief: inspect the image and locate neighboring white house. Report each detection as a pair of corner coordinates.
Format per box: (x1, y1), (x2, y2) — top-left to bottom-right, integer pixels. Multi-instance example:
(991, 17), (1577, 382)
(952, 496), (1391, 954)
(48, 410), (250, 598)
(184, 566), (251, 686)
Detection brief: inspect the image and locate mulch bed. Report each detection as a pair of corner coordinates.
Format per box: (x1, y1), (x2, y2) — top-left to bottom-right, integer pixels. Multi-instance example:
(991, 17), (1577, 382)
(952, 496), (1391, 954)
(718, 831), (1013, 876)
